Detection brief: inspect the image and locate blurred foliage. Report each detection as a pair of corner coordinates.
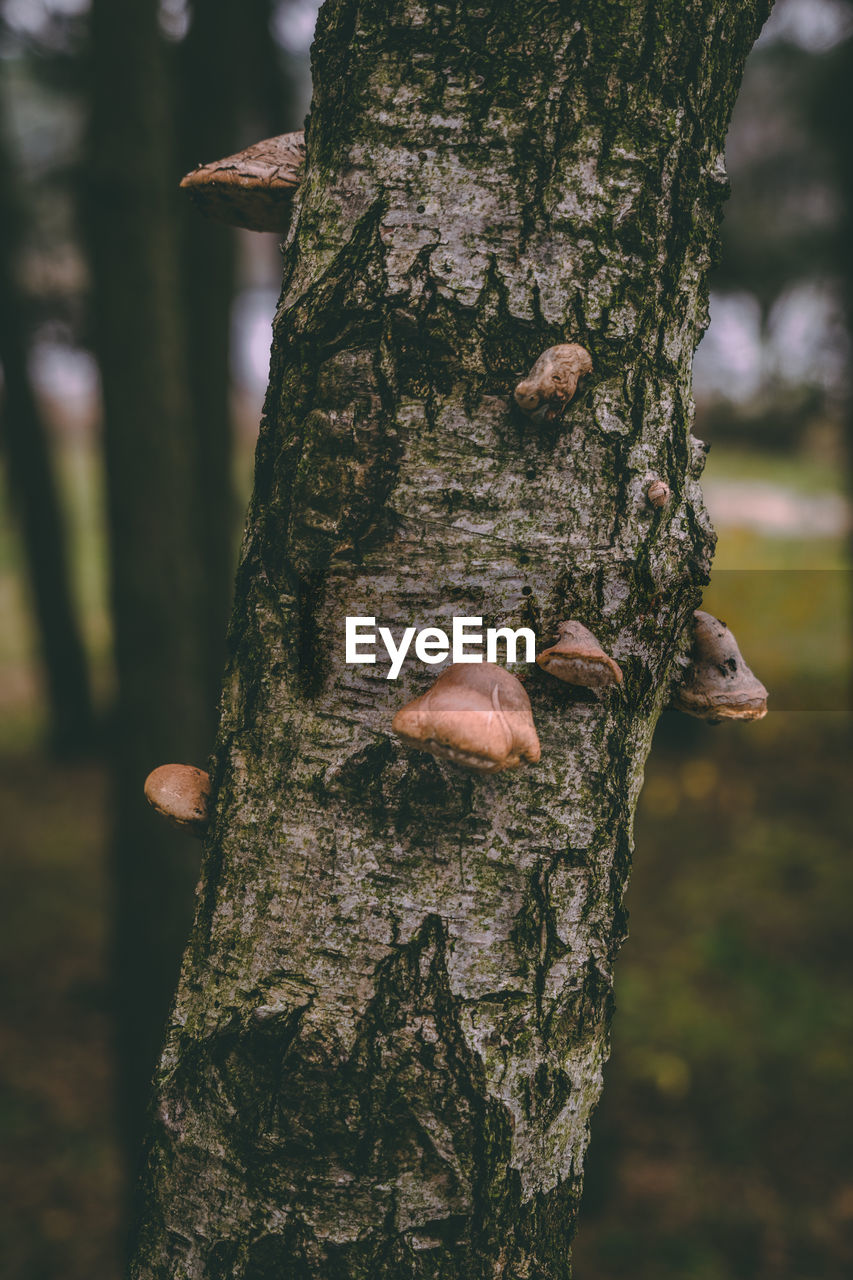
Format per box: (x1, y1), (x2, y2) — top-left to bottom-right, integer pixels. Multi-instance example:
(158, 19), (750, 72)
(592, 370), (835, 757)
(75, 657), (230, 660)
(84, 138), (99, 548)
(695, 0), (853, 453)
(716, 43), (839, 304)
(574, 713), (853, 1279)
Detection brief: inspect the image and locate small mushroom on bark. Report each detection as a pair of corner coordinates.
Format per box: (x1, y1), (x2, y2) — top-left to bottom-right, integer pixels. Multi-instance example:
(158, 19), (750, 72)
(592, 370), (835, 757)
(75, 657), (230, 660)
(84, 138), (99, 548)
(514, 343), (593, 422)
(392, 662), (541, 774)
(179, 131), (305, 232)
(673, 610), (768, 722)
(536, 620), (623, 689)
(144, 764), (211, 836)
(646, 478), (671, 508)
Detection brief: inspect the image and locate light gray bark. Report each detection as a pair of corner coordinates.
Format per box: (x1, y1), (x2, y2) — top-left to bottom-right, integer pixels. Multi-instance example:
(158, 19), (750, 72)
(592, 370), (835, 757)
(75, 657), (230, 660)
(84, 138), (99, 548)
(131, 2), (771, 1276)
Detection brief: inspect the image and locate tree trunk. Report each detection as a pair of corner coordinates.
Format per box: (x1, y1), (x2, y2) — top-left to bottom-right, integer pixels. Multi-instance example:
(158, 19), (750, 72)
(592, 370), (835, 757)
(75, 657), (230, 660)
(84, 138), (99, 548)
(238, 0), (299, 137)
(131, 2), (771, 1276)
(178, 0), (300, 724)
(0, 114), (95, 756)
(85, 0), (210, 1186)
(819, 38), (853, 572)
(178, 0), (240, 728)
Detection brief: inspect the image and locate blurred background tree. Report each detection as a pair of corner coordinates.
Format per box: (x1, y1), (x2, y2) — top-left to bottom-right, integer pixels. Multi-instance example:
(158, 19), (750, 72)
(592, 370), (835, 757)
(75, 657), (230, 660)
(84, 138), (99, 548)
(0, 1), (850, 1277)
(85, 0), (296, 1200)
(0, 55), (93, 756)
(0, 0), (313, 1265)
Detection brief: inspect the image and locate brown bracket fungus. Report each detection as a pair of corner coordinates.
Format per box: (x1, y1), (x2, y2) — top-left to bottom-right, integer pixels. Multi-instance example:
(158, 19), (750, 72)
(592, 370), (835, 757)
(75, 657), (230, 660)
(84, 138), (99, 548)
(179, 131), (305, 233)
(514, 343), (593, 422)
(646, 478), (671, 508)
(144, 763), (211, 836)
(391, 661), (541, 774)
(536, 620), (623, 690)
(673, 610), (768, 722)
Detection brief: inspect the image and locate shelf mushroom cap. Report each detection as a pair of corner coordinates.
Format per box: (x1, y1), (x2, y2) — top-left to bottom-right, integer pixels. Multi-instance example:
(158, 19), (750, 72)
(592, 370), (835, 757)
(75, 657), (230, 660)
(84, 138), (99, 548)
(179, 131), (305, 232)
(144, 763), (211, 835)
(514, 343), (593, 420)
(673, 610), (768, 722)
(536, 620), (623, 689)
(647, 479), (671, 509)
(392, 662), (541, 774)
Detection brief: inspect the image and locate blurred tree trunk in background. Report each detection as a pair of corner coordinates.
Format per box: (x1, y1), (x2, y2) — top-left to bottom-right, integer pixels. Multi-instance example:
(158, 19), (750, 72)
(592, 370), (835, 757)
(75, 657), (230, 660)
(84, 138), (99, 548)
(86, 0), (301, 1217)
(85, 0), (210, 1200)
(240, 0), (299, 134)
(0, 115), (94, 756)
(177, 0), (304, 717)
(178, 0), (305, 724)
(130, 2), (771, 1276)
(820, 35), (853, 568)
(178, 0), (239, 721)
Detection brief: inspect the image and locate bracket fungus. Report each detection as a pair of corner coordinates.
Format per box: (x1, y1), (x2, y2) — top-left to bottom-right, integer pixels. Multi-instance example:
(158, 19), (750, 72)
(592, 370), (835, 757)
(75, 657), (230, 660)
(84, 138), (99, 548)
(392, 662), (541, 774)
(514, 343), (593, 422)
(144, 763), (211, 836)
(647, 478), (671, 508)
(179, 131), (305, 233)
(673, 610), (768, 722)
(536, 620), (623, 690)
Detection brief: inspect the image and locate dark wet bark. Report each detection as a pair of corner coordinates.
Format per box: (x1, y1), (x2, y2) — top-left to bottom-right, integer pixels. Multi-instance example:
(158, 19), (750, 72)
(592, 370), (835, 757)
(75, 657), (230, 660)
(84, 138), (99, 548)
(131, 2), (771, 1276)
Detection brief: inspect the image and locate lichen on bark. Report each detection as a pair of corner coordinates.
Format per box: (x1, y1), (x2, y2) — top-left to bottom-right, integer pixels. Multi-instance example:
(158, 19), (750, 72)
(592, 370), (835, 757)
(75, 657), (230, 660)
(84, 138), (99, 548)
(130, 2), (772, 1276)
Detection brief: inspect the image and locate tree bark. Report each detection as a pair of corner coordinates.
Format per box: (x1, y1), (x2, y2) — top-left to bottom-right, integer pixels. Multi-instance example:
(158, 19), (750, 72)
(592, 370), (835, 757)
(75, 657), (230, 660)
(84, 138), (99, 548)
(131, 2), (771, 1276)
(85, 0), (210, 1185)
(0, 114), (95, 756)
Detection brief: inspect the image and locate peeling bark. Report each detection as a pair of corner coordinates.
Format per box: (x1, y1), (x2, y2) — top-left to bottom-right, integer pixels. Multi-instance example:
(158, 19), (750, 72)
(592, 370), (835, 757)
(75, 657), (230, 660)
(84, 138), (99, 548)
(131, 2), (771, 1276)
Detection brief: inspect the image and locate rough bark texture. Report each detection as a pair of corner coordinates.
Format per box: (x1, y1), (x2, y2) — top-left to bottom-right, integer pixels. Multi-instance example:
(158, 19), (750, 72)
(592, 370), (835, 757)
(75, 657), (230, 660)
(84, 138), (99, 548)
(132, 2), (770, 1276)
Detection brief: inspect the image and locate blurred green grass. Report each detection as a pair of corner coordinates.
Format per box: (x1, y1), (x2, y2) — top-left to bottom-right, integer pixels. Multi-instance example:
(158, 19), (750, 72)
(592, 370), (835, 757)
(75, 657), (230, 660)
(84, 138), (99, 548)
(706, 446), (845, 498)
(701, 446), (851, 712)
(702, 569), (850, 711)
(0, 437), (850, 1279)
(574, 714), (853, 1279)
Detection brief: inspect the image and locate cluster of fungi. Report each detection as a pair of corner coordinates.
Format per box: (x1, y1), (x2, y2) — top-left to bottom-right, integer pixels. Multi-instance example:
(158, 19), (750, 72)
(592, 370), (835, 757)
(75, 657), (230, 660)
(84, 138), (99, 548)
(144, 133), (769, 834)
